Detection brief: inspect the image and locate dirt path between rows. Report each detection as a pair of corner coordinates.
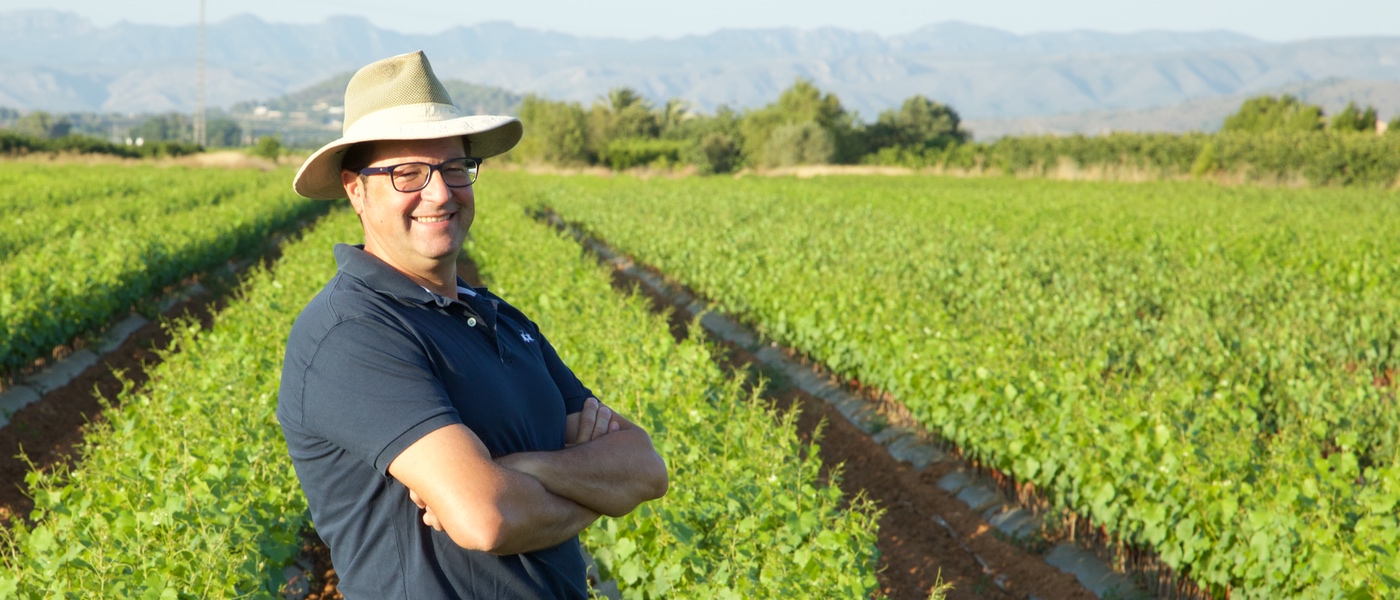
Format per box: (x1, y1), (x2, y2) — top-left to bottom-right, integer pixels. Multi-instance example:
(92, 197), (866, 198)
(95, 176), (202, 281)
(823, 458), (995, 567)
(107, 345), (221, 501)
(0, 286), (227, 522)
(605, 262), (1095, 600)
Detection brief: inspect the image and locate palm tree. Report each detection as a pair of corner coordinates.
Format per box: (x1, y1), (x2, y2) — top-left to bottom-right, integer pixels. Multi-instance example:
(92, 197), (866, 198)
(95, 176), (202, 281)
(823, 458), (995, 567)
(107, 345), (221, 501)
(656, 98), (691, 134)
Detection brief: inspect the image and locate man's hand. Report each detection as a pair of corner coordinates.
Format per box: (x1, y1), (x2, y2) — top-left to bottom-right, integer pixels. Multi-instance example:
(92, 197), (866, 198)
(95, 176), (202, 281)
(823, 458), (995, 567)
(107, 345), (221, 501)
(499, 402), (667, 518)
(408, 397), (621, 533)
(409, 488), (442, 531)
(567, 397), (619, 446)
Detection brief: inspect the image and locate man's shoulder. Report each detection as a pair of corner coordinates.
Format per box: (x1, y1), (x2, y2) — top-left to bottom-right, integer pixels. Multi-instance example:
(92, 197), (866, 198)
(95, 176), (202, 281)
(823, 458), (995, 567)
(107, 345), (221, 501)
(285, 272), (422, 360)
(297, 271), (403, 326)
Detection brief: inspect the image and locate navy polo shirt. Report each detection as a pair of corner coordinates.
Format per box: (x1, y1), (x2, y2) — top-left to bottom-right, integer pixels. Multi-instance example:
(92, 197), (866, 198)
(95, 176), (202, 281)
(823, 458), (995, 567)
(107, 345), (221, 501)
(277, 244), (593, 599)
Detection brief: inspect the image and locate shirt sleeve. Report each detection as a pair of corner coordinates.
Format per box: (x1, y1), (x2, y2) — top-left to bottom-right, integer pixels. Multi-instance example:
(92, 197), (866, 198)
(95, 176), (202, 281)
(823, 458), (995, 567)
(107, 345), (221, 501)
(535, 329), (594, 415)
(297, 316), (462, 474)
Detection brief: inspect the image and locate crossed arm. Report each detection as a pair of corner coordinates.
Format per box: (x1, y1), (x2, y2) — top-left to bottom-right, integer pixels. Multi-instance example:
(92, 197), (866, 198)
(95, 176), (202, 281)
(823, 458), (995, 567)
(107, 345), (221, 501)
(387, 398), (668, 555)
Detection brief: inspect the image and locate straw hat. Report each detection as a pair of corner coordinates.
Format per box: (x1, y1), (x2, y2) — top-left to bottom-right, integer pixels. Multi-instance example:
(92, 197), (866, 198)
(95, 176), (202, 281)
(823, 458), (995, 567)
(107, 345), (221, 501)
(293, 51), (523, 200)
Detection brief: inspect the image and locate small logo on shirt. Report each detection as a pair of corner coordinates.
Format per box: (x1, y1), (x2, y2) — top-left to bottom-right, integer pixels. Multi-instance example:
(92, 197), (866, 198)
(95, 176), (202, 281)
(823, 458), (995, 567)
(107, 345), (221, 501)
(520, 331), (536, 343)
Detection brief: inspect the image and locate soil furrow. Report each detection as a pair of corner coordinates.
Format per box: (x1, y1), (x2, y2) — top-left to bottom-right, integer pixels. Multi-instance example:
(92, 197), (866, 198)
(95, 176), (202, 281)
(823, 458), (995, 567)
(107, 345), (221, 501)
(558, 215), (1101, 600)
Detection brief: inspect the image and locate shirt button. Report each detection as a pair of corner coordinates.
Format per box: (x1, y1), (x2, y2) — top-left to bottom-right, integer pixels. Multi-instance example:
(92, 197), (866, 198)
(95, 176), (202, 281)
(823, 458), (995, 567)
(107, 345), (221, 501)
(467, 317), (478, 327)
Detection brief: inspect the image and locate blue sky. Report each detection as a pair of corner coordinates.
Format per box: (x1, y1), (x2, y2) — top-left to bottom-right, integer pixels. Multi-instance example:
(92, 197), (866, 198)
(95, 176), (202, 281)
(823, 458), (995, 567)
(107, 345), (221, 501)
(7, 0), (1400, 42)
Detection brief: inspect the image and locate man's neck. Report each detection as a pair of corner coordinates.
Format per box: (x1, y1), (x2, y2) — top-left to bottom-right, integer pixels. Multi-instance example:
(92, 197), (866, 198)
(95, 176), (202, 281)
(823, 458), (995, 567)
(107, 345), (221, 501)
(411, 270), (460, 299)
(365, 247), (460, 299)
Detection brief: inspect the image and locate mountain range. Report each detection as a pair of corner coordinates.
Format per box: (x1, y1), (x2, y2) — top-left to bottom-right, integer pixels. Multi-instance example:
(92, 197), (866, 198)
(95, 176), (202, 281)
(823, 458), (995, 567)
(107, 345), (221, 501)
(3, 9), (1400, 136)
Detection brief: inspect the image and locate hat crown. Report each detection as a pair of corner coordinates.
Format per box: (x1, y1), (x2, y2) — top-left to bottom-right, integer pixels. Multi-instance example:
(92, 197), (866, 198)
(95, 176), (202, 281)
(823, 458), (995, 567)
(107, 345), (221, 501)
(342, 51), (455, 134)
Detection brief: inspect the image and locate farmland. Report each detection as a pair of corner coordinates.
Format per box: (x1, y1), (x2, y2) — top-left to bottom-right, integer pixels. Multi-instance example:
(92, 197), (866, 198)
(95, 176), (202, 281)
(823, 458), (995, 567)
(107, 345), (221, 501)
(1, 161), (1396, 599)
(0, 164), (322, 375)
(0, 166), (880, 598)
(528, 173), (1400, 598)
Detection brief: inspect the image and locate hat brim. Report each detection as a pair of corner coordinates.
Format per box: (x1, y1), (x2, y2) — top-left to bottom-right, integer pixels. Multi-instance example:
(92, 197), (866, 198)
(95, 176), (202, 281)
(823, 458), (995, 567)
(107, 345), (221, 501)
(293, 114), (523, 200)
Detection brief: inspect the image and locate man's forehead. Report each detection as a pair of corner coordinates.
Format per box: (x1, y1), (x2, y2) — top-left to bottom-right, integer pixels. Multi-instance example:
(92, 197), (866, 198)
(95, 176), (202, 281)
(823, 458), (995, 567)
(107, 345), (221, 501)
(365, 137), (467, 163)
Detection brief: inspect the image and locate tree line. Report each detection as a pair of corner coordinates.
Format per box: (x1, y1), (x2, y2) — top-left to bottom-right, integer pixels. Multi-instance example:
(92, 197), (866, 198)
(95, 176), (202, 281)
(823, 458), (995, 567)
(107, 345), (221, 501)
(2, 109), (245, 148)
(505, 79), (967, 173)
(5, 82), (1398, 186)
(503, 84), (1400, 187)
(856, 93), (1400, 187)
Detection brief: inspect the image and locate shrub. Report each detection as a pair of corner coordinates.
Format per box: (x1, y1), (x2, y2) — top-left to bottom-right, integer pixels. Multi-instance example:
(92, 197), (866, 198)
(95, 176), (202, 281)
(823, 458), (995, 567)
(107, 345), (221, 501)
(762, 121), (835, 167)
(251, 135), (284, 161)
(600, 137), (689, 170)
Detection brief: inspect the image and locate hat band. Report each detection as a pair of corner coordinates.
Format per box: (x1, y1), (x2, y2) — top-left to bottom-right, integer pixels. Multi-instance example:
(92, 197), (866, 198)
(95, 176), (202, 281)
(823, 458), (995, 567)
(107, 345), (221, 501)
(344, 102), (464, 139)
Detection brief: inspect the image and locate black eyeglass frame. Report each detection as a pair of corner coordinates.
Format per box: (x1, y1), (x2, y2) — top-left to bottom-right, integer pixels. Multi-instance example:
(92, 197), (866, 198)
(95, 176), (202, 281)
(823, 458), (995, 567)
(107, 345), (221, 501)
(357, 157), (481, 192)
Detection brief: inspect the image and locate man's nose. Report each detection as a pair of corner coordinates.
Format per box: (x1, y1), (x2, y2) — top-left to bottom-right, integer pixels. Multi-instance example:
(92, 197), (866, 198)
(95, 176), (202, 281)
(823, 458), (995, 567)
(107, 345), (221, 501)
(420, 170), (453, 202)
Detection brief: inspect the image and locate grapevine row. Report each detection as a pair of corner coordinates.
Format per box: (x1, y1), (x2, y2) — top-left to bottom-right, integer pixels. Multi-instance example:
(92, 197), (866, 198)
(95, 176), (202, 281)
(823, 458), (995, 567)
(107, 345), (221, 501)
(531, 172), (1400, 598)
(469, 182), (882, 598)
(1, 176), (882, 597)
(0, 164), (321, 374)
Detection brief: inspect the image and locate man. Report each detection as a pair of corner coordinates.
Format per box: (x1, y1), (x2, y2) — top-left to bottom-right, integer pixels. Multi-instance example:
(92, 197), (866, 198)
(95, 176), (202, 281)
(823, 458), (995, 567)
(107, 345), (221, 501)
(277, 51), (668, 599)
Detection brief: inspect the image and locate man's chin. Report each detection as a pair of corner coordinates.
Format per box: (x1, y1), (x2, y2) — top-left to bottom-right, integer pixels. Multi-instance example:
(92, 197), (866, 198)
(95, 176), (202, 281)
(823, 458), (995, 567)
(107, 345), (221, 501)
(421, 243), (464, 261)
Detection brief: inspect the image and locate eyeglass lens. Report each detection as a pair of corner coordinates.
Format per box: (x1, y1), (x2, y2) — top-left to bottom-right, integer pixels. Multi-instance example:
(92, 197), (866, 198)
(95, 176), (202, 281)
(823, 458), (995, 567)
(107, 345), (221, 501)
(391, 158), (477, 192)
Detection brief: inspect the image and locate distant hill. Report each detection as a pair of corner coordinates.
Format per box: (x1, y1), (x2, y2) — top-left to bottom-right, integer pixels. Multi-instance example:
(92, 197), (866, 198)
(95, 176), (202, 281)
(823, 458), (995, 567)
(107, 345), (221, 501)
(2, 9), (1400, 131)
(966, 79), (1400, 139)
(224, 73), (524, 148)
(232, 72), (522, 115)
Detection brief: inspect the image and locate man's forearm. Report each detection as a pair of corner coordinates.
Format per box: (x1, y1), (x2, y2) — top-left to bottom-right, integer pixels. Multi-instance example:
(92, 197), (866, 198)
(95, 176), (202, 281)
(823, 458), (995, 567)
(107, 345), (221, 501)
(499, 426), (668, 517)
(390, 423), (601, 555)
(479, 471), (601, 555)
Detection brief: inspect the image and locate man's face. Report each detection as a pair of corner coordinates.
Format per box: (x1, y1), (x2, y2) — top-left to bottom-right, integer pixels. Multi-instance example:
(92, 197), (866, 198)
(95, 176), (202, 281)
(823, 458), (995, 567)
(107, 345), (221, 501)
(342, 137), (474, 282)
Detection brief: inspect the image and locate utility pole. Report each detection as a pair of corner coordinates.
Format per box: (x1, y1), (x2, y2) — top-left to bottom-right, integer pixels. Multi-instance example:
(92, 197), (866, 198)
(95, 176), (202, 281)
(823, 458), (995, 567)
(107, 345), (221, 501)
(194, 0), (207, 147)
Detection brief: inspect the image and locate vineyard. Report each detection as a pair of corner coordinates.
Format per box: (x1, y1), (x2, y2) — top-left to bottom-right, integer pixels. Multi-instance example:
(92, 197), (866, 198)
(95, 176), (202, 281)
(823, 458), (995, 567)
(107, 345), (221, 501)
(1, 161), (1396, 599)
(0, 164), (322, 374)
(0, 165), (880, 598)
(525, 173), (1400, 598)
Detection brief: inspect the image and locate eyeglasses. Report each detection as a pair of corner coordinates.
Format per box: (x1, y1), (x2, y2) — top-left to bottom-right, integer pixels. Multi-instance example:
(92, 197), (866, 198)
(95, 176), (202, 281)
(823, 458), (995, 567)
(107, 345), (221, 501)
(358, 157), (480, 192)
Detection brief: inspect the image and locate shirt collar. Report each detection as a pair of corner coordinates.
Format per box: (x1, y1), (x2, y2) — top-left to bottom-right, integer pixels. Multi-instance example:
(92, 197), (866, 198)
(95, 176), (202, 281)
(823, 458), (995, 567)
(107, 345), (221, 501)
(334, 243), (482, 305)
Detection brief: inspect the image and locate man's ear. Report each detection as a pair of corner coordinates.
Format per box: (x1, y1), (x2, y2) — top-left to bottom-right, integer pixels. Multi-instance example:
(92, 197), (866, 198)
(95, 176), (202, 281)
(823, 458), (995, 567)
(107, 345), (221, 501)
(342, 169), (365, 214)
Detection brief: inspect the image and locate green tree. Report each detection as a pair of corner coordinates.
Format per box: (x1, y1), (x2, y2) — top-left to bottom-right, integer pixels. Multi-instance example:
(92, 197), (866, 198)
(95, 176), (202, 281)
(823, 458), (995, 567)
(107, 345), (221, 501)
(1330, 102), (1378, 134)
(1221, 95), (1324, 134)
(251, 135), (283, 160)
(1190, 141), (1219, 178)
(205, 118), (243, 148)
(697, 132), (740, 174)
(588, 87), (659, 157)
(763, 121), (835, 167)
(513, 95), (590, 165)
(656, 99), (692, 137)
(49, 117), (73, 138)
(740, 78), (860, 167)
(132, 113), (191, 143)
(13, 111), (56, 139)
(865, 95), (968, 153)
(666, 105), (743, 174)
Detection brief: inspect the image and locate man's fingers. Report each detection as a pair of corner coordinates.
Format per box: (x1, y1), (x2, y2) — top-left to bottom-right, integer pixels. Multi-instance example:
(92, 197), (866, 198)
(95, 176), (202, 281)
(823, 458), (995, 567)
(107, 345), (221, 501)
(423, 507), (443, 531)
(590, 404), (613, 440)
(408, 488), (443, 530)
(570, 397), (620, 446)
(575, 397), (600, 444)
